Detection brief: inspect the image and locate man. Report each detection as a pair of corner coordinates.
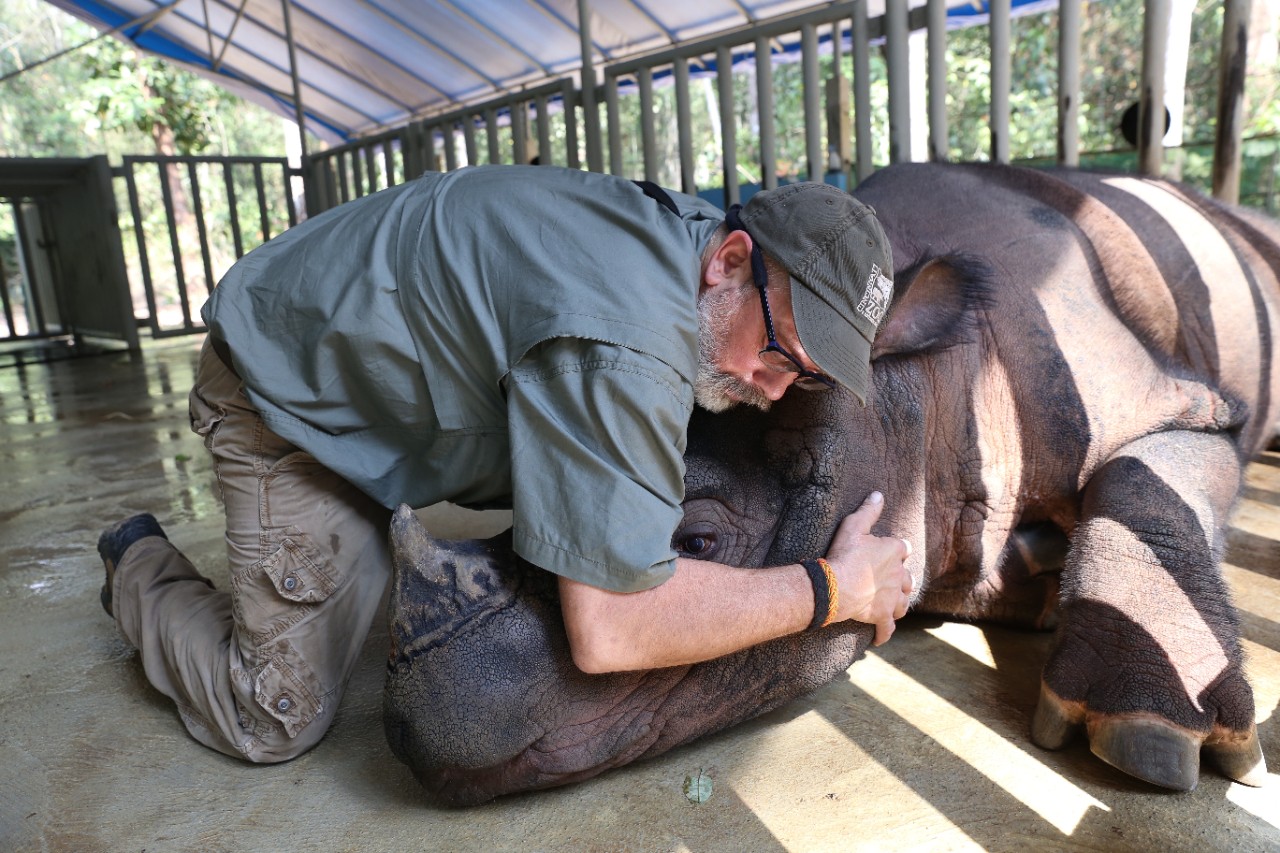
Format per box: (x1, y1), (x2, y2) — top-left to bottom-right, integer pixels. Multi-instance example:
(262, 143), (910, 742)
(96, 165), (913, 763)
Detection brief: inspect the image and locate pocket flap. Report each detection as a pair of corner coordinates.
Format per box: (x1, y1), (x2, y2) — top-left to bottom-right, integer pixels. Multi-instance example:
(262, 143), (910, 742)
(254, 648), (323, 738)
(261, 529), (338, 604)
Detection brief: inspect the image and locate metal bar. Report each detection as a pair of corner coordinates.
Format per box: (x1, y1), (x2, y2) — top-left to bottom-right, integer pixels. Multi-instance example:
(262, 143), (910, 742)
(485, 108), (501, 164)
(424, 123), (441, 174)
(202, 0), (215, 66)
(187, 162), (216, 299)
(802, 23), (823, 181)
(605, 75), (623, 175)
(321, 156), (338, 212)
(578, 0), (604, 172)
(213, 0), (250, 71)
(0, 204), (15, 337)
(280, 0), (310, 208)
(413, 78), (569, 128)
(123, 163), (161, 335)
(606, 0), (864, 77)
(1058, 0), (1082, 166)
(444, 126), (459, 171)
(989, 0), (1011, 163)
(718, 45), (739, 207)
(828, 13), (852, 183)
(369, 142), (382, 191)
(563, 82), (581, 170)
(222, 163), (245, 258)
(336, 152), (350, 203)
(382, 137), (396, 186)
(1213, 0), (1251, 201)
(1140, 0), (1171, 176)
(283, 164), (299, 227)
(8, 202), (34, 335)
(512, 100), (529, 165)
(156, 161), (193, 329)
(436, 0), (552, 75)
(462, 116), (478, 166)
(885, 0), (911, 163)
(351, 145), (365, 197)
(536, 96), (553, 166)
(675, 56), (695, 194)
(927, 0), (948, 162)
(639, 66), (657, 183)
(756, 36), (778, 191)
(357, 0), (499, 89)
(121, 154), (292, 166)
(0, 4), (175, 85)
(253, 162), (271, 242)
(359, 143), (374, 193)
(26, 203), (52, 335)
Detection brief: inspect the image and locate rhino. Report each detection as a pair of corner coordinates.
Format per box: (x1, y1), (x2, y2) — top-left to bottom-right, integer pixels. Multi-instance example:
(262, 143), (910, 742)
(382, 162), (1277, 805)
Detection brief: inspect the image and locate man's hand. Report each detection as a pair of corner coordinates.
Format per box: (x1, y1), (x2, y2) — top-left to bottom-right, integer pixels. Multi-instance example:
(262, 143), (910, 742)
(823, 492), (914, 645)
(559, 490), (915, 673)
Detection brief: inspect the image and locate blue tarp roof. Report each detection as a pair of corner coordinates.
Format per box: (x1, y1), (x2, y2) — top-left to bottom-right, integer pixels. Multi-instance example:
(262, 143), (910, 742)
(45, 0), (1058, 145)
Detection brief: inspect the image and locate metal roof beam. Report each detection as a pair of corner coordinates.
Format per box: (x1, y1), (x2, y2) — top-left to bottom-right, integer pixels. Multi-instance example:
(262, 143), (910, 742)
(435, 0), (552, 77)
(359, 0), (501, 91)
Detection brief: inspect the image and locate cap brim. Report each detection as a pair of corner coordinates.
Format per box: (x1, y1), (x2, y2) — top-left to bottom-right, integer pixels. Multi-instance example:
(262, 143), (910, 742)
(790, 275), (872, 404)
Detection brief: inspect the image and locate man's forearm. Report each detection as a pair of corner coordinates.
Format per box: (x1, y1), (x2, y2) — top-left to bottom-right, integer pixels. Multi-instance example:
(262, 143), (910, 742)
(559, 494), (913, 673)
(559, 558), (815, 673)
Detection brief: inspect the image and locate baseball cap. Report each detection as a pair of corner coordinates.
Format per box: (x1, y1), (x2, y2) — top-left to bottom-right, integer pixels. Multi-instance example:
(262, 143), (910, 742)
(736, 182), (894, 404)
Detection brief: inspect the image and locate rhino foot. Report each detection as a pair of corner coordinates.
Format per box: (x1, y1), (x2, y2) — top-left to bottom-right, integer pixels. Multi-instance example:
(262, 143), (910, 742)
(1032, 680), (1267, 791)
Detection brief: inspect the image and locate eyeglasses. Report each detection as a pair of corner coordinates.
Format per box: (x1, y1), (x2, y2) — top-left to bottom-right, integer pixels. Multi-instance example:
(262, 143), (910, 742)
(728, 205), (836, 392)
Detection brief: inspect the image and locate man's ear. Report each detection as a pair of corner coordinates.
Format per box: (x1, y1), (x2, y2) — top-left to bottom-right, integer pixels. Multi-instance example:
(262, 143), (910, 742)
(703, 230), (753, 290)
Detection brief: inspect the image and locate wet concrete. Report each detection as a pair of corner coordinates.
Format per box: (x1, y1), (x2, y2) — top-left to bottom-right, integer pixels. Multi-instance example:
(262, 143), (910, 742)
(1, 337), (1277, 852)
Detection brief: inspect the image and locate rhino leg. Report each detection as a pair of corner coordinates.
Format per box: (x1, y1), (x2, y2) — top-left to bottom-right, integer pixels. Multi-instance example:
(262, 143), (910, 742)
(1031, 431), (1266, 791)
(382, 505), (870, 806)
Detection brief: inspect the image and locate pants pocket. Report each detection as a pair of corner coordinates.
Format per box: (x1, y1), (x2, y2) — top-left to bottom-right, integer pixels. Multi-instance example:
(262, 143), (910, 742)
(254, 640), (324, 738)
(232, 528), (338, 647)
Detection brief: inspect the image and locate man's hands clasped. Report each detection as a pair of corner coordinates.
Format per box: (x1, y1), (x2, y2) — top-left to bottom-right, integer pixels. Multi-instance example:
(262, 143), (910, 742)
(822, 491), (914, 645)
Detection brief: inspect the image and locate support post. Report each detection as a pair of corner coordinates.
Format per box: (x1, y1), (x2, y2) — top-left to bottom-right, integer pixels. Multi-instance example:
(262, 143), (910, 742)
(885, 0), (911, 163)
(989, 0), (1011, 163)
(1213, 0), (1252, 202)
(1139, 0), (1171, 176)
(926, 0), (948, 162)
(1058, 0), (1082, 166)
(281, 0), (311, 217)
(852, 0), (873, 180)
(577, 0), (604, 172)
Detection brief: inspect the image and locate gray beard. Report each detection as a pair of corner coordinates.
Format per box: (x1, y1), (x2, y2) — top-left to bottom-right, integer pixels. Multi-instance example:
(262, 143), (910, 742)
(694, 288), (772, 413)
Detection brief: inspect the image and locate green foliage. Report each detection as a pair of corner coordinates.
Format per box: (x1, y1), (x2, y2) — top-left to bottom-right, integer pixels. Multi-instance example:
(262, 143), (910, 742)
(74, 39), (224, 154)
(0, 0), (287, 159)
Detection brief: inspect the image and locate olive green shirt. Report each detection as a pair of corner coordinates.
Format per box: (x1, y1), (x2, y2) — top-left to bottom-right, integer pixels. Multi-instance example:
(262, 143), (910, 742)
(202, 165), (723, 592)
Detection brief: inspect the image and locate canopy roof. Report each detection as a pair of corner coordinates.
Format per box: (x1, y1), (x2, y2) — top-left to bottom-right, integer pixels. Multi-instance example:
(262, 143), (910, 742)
(47, 0), (1050, 145)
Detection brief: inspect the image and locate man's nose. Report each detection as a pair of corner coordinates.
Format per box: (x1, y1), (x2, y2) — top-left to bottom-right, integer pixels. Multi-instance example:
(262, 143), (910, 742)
(756, 368), (795, 401)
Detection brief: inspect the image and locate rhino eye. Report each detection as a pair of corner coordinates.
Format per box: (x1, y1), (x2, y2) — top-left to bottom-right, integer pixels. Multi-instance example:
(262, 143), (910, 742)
(674, 524), (719, 560)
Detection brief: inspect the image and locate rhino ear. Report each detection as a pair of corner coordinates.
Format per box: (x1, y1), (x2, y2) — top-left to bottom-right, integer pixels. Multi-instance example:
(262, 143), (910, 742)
(871, 253), (994, 359)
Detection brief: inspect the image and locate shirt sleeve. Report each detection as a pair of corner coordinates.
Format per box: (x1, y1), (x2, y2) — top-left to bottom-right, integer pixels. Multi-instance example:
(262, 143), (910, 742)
(504, 338), (694, 592)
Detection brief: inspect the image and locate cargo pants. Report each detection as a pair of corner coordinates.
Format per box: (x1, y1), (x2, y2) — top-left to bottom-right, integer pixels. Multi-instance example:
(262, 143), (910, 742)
(111, 339), (392, 761)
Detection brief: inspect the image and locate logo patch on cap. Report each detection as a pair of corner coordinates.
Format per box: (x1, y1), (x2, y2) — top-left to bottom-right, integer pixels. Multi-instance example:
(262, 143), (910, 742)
(855, 263), (894, 327)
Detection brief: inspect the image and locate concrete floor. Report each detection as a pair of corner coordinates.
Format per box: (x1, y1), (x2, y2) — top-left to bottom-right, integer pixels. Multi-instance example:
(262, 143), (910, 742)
(1, 336), (1278, 853)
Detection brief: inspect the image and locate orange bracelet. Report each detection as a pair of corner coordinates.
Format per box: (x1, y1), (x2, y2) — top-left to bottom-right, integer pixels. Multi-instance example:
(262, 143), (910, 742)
(817, 558), (839, 627)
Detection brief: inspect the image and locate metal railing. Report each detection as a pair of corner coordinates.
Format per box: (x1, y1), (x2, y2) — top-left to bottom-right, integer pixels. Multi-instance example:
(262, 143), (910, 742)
(117, 155), (301, 338)
(1, 0), (1259, 358)
(0, 196), (57, 345)
(308, 77), (581, 210)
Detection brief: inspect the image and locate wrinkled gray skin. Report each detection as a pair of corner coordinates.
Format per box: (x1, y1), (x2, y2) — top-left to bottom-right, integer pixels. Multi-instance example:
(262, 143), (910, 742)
(384, 163), (1278, 805)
